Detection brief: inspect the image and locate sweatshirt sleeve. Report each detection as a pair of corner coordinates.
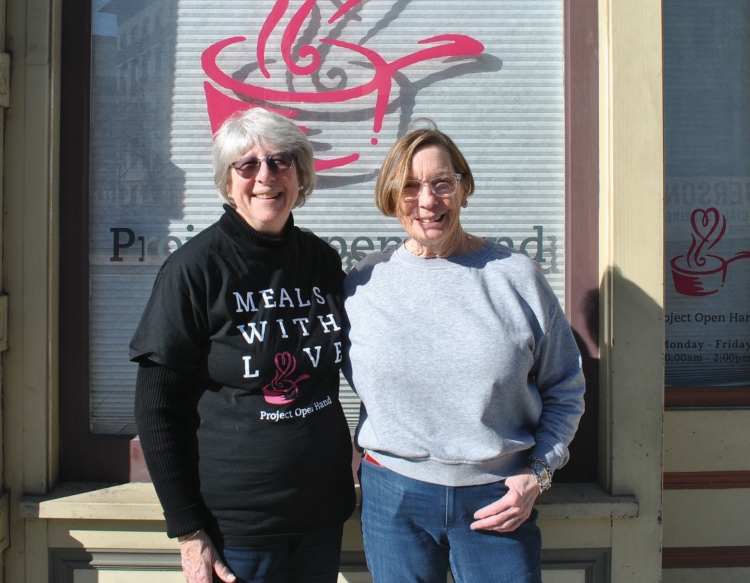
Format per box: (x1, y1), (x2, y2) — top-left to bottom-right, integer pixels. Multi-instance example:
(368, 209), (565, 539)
(134, 360), (206, 538)
(529, 303), (586, 472)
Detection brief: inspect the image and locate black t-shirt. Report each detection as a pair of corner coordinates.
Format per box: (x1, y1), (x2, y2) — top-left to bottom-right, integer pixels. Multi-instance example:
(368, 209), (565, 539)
(130, 206), (355, 545)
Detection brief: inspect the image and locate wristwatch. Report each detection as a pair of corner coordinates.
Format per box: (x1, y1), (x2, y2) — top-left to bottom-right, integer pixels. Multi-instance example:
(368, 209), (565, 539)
(526, 457), (553, 492)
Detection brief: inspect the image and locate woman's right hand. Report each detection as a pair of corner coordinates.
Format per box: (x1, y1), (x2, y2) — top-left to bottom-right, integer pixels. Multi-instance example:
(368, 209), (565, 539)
(179, 530), (236, 583)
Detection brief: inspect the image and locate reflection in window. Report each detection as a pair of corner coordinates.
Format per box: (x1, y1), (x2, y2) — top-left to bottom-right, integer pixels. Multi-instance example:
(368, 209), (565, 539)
(90, 0), (184, 433)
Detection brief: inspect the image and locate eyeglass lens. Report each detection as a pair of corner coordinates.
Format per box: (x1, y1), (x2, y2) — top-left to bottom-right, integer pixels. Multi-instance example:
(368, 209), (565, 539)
(402, 174), (460, 200)
(231, 152), (294, 177)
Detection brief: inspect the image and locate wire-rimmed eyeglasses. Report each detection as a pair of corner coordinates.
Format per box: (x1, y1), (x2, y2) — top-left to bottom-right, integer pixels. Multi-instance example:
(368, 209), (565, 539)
(401, 174), (462, 202)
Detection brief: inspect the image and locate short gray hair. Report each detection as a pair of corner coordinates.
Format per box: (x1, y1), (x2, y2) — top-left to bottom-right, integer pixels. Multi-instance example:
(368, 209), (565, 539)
(212, 108), (316, 208)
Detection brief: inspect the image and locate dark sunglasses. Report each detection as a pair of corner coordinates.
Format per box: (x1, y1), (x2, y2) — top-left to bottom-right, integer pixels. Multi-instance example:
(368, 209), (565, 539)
(230, 152), (294, 178)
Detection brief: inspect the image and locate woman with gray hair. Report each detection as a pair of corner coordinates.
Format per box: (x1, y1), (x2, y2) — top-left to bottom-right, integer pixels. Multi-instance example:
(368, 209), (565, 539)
(131, 108), (355, 583)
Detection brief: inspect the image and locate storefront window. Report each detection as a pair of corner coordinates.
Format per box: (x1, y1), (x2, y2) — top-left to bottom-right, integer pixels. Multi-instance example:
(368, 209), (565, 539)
(88, 0), (567, 433)
(663, 0), (750, 390)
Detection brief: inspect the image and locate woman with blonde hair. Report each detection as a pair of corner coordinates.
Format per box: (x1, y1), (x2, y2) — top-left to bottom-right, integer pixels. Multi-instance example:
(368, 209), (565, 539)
(344, 124), (585, 583)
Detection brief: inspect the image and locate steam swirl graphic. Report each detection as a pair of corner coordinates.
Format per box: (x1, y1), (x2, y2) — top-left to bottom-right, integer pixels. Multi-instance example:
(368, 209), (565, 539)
(262, 352), (310, 405)
(671, 207), (750, 296)
(201, 0), (485, 171)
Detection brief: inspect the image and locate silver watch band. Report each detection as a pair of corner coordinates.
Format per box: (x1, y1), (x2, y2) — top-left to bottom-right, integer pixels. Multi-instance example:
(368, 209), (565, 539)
(526, 457), (553, 492)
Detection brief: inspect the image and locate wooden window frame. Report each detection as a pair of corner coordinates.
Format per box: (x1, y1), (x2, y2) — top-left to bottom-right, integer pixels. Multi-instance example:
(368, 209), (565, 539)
(59, 0), (600, 482)
(665, 387), (750, 409)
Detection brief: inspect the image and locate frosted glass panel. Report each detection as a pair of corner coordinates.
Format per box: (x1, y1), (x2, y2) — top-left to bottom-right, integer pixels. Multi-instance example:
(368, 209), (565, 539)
(90, 0), (565, 432)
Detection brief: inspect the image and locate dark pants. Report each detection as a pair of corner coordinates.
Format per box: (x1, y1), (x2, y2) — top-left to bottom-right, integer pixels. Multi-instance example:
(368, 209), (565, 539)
(220, 524), (344, 583)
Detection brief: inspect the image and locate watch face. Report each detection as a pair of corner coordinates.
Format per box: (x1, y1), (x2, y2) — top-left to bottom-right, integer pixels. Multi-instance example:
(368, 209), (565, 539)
(528, 459), (552, 490)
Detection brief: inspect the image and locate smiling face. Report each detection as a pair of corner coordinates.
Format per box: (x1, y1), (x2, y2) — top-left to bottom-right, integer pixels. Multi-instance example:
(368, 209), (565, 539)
(398, 144), (468, 256)
(226, 142), (300, 236)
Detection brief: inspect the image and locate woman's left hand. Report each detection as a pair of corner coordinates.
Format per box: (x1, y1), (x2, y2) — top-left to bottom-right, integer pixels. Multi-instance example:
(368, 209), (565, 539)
(470, 468), (540, 533)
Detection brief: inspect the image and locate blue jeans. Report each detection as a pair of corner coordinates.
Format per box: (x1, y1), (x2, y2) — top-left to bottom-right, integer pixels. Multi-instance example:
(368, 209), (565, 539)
(360, 459), (542, 583)
(220, 524), (343, 583)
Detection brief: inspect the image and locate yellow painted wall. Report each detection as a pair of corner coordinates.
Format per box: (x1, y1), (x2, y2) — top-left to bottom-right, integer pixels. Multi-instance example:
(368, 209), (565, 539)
(663, 410), (750, 580)
(2, 0), (61, 578)
(0, 1), (9, 581)
(598, 0), (664, 579)
(664, 410), (750, 472)
(663, 489), (750, 548)
(664, 569), (750, 583)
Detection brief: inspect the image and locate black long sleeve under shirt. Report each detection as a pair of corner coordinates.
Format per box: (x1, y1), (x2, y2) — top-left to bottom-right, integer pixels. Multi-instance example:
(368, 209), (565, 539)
(134, 360), (206, 538)
(131, 207), (355, 545)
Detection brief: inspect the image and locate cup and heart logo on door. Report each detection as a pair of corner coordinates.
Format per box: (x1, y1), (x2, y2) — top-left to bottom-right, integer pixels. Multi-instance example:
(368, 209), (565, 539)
(670, 207), (750, 296)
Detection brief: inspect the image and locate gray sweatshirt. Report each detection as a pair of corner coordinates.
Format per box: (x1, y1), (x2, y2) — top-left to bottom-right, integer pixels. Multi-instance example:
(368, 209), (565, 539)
(343, 241), (585, 487)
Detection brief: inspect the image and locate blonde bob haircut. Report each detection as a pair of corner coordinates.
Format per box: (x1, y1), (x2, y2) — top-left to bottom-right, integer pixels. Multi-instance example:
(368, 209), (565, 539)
(213, 108), (316, 208)
(374, 123), (475, 217)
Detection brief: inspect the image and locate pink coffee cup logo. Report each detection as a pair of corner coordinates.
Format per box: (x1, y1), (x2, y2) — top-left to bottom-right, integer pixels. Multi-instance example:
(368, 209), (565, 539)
(670, 207), (750, 296)
(262, 352), (310, 405)
(201, 0), (485, 171)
